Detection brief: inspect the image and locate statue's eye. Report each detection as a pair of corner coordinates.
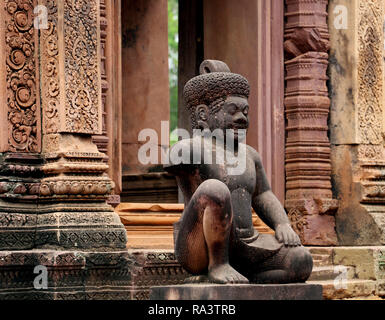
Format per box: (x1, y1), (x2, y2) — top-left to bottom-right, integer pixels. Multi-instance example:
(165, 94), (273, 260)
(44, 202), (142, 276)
(227, 105), (237, 115)
(243, 106), (249, 115)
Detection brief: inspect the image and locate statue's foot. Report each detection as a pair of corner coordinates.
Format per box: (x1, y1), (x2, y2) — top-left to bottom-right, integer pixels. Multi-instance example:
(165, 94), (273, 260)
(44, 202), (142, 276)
(208, 264), (249, 284)
(184, 275), (210, 284)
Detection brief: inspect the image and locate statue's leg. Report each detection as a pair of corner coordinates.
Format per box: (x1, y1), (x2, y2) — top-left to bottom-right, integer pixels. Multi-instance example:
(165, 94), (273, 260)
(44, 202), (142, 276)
(251, 245), (313, 284)
(175, 179), (248, 284)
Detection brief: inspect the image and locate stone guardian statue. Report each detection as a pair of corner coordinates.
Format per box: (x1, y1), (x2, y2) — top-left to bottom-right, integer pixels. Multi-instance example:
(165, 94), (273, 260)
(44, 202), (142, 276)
(165, 60), (313, 284)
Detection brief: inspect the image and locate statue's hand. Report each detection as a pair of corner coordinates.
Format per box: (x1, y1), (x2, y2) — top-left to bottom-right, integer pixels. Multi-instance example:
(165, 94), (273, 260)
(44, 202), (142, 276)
(275, 223), (301, 247)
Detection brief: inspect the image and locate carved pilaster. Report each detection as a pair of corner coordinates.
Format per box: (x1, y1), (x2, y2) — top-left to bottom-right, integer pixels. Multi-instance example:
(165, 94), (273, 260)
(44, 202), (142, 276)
(0, 0), (41, 153)
(0, 0), (129, 300)
(0, 0), (44, 250)
(37, 0), (126, 250)
(284, 0), (338, 245)
(92, 0), (109, 156)
(330, 0), (385, 245)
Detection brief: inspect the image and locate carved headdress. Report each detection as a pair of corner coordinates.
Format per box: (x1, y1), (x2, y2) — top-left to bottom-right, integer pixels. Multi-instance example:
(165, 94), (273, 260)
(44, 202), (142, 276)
(183, 60), (250, 128)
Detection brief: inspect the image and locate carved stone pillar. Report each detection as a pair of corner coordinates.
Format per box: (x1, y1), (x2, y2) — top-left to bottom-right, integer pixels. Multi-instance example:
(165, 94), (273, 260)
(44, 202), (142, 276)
(284, 0), (338, 245)
(0, 0), (43, 250)
(0, 0), (130, 299)
(38, 0), (126, 249)
(329, 0), (385, 245)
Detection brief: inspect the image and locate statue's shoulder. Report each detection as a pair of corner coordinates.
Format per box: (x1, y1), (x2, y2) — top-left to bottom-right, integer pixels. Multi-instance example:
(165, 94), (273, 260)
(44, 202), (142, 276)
(246, 144), (262, 165)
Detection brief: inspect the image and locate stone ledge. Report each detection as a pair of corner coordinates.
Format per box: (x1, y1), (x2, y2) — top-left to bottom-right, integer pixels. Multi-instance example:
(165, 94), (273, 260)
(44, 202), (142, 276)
(150, 284), (323, 300)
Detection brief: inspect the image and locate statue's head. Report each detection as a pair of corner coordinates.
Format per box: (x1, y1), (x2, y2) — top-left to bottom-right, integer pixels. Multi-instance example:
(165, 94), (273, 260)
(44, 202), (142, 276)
(183, 60), (250, 141)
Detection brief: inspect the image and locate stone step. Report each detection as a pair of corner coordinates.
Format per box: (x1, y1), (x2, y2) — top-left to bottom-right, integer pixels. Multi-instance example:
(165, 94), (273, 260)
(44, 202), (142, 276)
(306, 279), (377, 300)
(312, 254), (332, 267)
(308, 247), (334, 256)
(309, 265), (355, 281)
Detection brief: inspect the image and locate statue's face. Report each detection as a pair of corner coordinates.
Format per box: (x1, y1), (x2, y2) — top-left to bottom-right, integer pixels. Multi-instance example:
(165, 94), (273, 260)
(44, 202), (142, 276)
(207, 95), (249, 142)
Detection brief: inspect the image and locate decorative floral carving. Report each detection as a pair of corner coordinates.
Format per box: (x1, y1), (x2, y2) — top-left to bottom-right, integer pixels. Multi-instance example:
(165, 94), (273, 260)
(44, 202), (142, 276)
(63, 0), (101, 134)
(39, 179), (114, 197)
(358, 145), (383, 160)
(358, 0), (383, 145)
(40, 0), (59, 134)
(288, 208), (307, 243)
(4, 0), (39, 152)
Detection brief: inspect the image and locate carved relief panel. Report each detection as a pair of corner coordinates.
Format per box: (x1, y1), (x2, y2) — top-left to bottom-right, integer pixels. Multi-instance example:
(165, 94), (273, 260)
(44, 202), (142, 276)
(0, 0), (41, 153)
(40, 0), (102, 137)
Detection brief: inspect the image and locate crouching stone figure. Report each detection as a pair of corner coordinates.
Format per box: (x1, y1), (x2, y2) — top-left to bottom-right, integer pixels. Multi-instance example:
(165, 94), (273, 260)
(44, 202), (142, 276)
(165, 60), (313, 284)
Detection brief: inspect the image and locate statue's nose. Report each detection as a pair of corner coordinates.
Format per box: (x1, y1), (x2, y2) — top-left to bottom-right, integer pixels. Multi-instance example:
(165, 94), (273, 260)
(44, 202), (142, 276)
(233, 113), (248, 127)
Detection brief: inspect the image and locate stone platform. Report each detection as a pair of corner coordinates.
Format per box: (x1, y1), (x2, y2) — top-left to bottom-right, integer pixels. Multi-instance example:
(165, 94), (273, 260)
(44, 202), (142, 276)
(0, 250), (134, 300)
(150, 283), (323, 300)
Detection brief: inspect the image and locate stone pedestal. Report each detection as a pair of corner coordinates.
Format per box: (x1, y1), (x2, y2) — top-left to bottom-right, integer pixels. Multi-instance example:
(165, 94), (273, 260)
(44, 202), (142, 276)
(150, 284), (323, 300)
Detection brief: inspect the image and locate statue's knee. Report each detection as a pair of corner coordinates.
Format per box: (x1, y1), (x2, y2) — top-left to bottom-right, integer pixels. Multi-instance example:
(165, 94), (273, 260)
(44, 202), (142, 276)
(285, 246), (313, 281)
(198, 179), (231, 205)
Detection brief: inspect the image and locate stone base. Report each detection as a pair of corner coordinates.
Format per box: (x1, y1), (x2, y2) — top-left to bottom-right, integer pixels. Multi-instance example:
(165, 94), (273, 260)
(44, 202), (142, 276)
(150, 284), (323, 300)
(308, 246), (385, 300)
(0, 250), (133, 300)
(127, 250), (190, 300)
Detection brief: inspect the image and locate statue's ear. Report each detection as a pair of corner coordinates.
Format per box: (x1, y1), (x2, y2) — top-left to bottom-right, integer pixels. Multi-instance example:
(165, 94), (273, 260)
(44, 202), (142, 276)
(195, 104), (209, 129)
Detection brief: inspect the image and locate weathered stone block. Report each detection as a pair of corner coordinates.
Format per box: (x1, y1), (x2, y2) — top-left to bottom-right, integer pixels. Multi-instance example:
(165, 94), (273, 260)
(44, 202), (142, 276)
(332, 247), (385, 281)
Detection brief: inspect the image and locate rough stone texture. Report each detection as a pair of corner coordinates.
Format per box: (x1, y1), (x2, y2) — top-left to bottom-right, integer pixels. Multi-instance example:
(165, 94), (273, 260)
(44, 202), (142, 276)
(150, 284), (323, 300)
(284, 0), (338, 245)
(308, 246), (385, 299)
(329, 0), (385, 245)
(307, 280), (377, 300)
(333, 247), (385, 281)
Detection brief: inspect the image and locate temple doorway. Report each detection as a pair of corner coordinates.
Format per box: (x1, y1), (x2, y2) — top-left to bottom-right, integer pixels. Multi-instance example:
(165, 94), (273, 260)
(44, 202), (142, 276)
(97, 0), (286, 204)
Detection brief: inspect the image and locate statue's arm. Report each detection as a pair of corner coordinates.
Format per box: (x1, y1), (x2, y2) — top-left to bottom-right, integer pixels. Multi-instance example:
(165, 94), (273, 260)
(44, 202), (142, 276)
(250, 148), (290, 230)
(250, 148), (301, 246)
